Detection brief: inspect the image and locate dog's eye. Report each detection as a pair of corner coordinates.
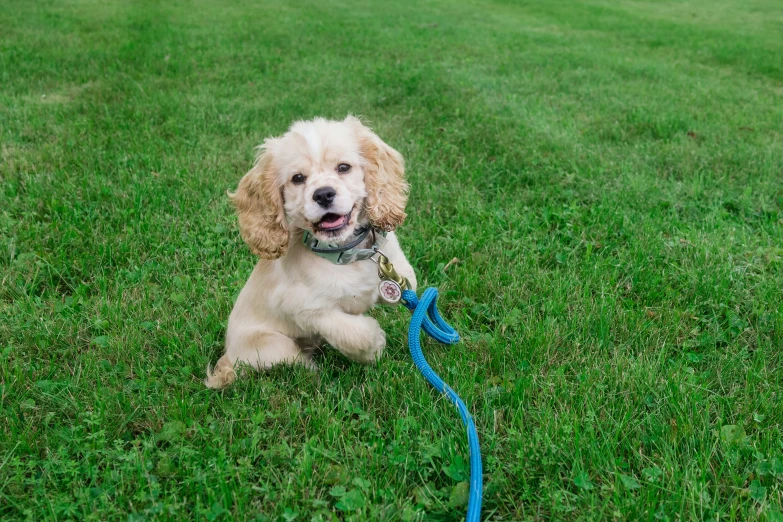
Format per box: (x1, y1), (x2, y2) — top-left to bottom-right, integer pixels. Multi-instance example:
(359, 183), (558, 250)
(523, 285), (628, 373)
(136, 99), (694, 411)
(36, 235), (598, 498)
(337, 163), (351, 174)
(292, 173), (305, 184)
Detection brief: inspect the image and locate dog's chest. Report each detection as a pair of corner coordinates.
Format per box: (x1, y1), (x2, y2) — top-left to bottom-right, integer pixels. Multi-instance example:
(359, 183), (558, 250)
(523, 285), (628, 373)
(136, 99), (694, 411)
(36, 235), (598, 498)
(328, 261), (380, 315)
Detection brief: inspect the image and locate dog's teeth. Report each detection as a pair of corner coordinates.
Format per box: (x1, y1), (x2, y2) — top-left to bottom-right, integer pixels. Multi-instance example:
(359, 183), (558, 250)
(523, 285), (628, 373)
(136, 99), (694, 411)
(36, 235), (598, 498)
(317, 213), (349, 230)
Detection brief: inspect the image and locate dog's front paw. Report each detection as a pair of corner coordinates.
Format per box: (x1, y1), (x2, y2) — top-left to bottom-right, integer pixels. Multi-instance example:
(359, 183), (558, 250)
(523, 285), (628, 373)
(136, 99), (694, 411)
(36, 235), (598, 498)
(366, 321), (386, 363)
(346, 317), (385, 364)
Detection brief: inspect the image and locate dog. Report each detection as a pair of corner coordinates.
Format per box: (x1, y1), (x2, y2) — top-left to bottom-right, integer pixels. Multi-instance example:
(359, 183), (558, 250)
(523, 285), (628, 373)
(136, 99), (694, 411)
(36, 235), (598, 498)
(205, 116), (417, 389)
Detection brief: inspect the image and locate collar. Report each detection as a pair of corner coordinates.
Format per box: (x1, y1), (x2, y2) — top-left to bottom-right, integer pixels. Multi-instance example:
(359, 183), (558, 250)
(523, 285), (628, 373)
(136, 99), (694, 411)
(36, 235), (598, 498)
(302, 225), (386, 265)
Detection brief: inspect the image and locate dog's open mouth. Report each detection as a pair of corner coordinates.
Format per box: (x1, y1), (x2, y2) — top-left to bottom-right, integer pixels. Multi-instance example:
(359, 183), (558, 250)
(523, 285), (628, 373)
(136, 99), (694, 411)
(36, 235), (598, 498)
(315, 211), (351, 233)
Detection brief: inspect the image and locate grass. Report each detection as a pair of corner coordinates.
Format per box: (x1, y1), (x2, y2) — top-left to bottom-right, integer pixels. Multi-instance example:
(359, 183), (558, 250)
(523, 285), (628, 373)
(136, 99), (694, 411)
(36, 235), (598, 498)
(1, 0), (783, 519)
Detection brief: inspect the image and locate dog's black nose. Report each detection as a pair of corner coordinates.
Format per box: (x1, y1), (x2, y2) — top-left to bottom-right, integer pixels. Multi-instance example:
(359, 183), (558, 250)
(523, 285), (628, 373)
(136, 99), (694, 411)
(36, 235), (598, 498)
(313, 187), (336, 208)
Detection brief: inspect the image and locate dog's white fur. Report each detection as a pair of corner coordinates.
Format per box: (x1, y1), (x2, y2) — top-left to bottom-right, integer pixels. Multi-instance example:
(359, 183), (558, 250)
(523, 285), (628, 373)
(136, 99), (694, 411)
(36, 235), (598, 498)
(205, 116), (416, 389)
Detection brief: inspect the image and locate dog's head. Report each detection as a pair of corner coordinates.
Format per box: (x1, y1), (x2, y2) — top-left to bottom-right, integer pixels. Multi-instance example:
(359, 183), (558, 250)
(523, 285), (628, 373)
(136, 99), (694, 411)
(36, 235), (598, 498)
(231, 116), (408, 259)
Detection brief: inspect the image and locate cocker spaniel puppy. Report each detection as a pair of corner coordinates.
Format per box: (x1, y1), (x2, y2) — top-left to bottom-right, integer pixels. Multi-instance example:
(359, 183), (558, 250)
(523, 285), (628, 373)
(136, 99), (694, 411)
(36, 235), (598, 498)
(205, 116), (417, 389)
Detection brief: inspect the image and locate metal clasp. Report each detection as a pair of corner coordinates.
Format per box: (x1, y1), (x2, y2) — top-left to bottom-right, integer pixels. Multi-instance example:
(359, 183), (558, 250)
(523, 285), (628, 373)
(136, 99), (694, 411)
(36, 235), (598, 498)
(372, 250), (411, 291)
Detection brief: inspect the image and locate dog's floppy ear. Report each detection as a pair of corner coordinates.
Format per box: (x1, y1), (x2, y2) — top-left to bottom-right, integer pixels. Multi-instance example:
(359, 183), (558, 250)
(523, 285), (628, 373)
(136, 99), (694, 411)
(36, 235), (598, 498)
(346, 116), (409, 231)
(229, 139), (289, 259)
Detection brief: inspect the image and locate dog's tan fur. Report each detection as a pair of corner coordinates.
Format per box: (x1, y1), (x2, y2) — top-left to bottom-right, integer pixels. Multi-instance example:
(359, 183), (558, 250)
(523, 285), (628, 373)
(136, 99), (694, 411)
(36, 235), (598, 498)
(206, 116), (416, 388)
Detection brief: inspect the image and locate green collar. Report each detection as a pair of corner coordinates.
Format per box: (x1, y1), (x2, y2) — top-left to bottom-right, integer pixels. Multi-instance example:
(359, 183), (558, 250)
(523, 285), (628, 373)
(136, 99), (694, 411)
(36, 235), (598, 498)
(302, 226), (386, 265)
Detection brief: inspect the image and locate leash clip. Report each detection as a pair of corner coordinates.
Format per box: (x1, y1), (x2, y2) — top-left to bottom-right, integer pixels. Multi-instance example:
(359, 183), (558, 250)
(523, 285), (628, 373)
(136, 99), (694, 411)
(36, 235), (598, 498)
(372, 250), (411, 305)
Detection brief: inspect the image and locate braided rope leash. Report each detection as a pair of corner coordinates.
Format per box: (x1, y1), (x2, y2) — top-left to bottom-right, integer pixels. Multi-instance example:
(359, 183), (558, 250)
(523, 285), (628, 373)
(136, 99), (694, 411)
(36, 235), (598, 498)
(373, 250), (483, 520)
(401, 288), (483, 521)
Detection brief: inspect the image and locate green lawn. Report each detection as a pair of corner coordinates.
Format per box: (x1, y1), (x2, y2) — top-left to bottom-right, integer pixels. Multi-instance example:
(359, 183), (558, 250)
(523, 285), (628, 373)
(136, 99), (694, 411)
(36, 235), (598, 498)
(2, 0), (783, 520)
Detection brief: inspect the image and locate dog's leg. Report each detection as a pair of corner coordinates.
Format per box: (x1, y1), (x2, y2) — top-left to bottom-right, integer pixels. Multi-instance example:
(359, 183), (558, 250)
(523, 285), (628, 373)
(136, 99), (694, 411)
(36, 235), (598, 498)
(295, 311), (385, 363)
(204, 331), (316, 389)
(382, 232), (417, 291)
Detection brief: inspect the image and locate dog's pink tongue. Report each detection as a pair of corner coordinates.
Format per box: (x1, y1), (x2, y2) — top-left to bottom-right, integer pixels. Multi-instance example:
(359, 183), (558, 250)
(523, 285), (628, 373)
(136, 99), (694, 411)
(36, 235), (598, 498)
(319, 214), (344, 229)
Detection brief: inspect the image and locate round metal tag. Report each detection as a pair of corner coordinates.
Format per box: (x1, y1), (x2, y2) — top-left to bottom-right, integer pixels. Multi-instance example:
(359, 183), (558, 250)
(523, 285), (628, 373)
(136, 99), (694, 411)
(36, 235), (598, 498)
(379, 279), (402, 305)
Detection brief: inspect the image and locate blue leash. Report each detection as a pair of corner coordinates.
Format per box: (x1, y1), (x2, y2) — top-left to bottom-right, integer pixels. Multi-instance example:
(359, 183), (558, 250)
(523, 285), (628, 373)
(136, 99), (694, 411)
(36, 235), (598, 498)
(402, 288), (483, 521)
